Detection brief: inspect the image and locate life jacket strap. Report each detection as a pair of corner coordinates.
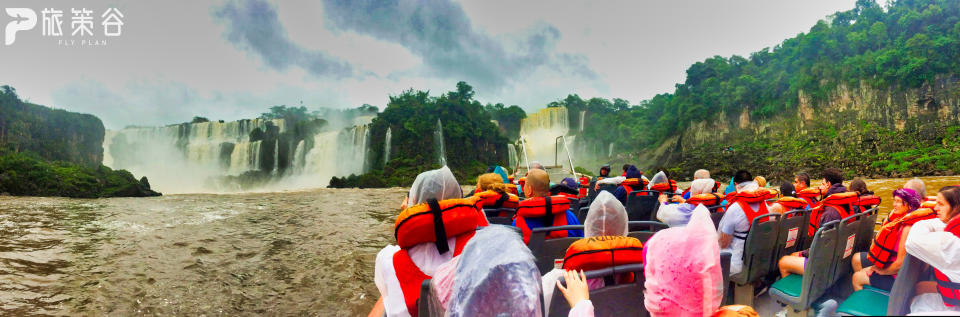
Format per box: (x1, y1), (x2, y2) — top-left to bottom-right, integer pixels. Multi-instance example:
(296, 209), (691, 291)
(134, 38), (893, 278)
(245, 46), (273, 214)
(427, 198), (449, 254)
(733, 230), (749, 240)
(493, 193), (509, 209)
(541, 195), (555, 226)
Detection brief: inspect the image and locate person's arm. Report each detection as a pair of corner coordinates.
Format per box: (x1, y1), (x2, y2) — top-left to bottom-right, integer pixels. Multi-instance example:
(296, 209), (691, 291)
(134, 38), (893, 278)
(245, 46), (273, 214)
(906, 219), (960, 272)
(717, 211), (736, 248)
(875, 225), (912, 275)
(719, 232), (732, 249)
(367, 297), (385, 317)
(556, 270), (590, 311)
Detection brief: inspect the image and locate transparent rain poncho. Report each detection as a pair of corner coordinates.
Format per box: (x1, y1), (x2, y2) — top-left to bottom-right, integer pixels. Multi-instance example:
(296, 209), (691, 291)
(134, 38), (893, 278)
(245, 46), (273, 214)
(644, 204), (723, 316)
(584, 191), (629, 237)
(408, 166), (462, 205)
(446, 226), (542, 317)
(647, 171), (669, 190)
(689, 179), (716, 195)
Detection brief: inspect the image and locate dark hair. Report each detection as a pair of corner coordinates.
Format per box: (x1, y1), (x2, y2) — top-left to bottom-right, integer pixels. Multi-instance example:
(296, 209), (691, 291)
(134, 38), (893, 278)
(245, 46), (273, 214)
(599, 165), (611, 176)
(795, 172), (811, 187)
(822, 168), (843, 186)
(733, 170), (753, 184)
(780, 182), (796, 197)
(622, 164), (631, 173)
(849, 178), (873, 195)
(939, 186), (960, 220)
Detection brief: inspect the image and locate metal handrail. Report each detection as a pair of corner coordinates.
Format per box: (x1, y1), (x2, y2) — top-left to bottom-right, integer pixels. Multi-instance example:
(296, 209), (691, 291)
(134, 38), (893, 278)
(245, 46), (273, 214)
(555, 135), (578, 180)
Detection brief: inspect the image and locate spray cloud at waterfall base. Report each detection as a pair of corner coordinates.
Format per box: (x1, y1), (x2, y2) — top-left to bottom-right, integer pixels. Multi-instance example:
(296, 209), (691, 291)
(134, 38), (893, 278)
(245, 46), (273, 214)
(103, 111), (375, 194)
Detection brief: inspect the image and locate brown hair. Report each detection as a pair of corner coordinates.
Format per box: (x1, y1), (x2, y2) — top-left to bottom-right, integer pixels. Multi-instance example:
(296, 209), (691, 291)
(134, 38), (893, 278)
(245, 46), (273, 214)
(939, 186), (960, 220)
(477, 173), (510, 194)
(849, 177), (872, 195)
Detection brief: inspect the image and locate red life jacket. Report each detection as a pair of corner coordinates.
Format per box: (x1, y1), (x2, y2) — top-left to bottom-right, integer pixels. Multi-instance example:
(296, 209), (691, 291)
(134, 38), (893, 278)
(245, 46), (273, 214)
(867, 208), (935, 269)
(797, 188), (823, 208)
(475, 190), (519, 217)
(732, 189), (773, 239)
(934, 216), (960, 307)
(649, 179), (678, 194)
(807, 192), (858, 237)
(392, 197), (484, 315)
(775, 197), (809, 211)
(515, 195), (572, 244)
(563, 236), (644, 282)
(578, 176), (590, 198)
(687, 193), (724, 206)
(620, 178), (648, 195)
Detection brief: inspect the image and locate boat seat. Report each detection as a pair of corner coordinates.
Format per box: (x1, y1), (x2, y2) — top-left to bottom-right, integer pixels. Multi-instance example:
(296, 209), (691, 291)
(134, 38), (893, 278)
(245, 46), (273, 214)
(483, 208), (516, 225)
(528, 225), (585, 275)
(838, 253), (925, 315)
(833, 212), (865, 284)
(732, 213), (780, 306)
(770, 221), (840, 313)
(576, 206), (590, 224)
(772, 209), (810, 276)
(548, 263), (647, 317)
(836, 286), (888, 316)
(854, 207), (878, 253)
(625, 190), (659, 221)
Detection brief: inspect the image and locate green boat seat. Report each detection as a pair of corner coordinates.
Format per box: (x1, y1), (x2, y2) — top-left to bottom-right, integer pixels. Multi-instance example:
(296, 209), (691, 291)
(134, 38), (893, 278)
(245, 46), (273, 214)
(836, 288), (888, 316)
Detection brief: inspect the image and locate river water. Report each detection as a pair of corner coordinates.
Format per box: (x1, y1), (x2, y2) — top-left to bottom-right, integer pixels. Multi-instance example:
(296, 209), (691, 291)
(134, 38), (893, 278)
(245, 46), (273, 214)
(1, 176), (959, 316)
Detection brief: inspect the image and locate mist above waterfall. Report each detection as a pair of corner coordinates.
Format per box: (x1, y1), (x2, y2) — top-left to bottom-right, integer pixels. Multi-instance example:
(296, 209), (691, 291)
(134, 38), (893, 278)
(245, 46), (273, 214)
(103, 107), (376, 194)
(518, 107), (570, 168)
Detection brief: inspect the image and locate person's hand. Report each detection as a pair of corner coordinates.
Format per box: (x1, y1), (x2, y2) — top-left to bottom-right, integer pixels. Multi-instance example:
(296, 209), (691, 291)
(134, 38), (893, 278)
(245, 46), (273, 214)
(862, 266), (875, 276)
(658, 194), (668, 203)
(400, 196), (409, 210)
(671, 195), (685, 203)
(556, 269), (589, 309)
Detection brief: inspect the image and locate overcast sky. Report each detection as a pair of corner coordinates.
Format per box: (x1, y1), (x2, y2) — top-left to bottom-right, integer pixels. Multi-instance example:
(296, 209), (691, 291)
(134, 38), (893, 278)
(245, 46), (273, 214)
(0, 0), (858, 129)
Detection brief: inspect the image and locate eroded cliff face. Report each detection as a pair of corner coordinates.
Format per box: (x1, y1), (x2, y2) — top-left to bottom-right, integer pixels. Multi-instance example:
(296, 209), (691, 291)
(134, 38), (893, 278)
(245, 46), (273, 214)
(651, 76), (960, 179)
(0, 101), (105, 167)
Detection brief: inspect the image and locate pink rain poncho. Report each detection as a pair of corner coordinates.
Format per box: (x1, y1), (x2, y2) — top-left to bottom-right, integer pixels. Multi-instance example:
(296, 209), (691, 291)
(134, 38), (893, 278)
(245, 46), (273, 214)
(644, 204), (723, 316)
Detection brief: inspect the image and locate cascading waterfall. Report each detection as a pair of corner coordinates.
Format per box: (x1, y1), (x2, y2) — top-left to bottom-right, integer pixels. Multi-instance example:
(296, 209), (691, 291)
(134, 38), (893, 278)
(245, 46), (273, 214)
(579, 111), (586, 132)
(608, 143), (615, 157)
(103, 117), (373, 193)
(383, 127), (392, 165)
(435, 119), (447, 166)
(519, 107), (570, 164)
(507, 144), (517, 170)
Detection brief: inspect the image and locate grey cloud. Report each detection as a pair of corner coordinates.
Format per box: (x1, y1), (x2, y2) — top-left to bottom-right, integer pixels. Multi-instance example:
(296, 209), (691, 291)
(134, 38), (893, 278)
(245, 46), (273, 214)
(215, 0), (353, 78)
(321, 0), (596, 90)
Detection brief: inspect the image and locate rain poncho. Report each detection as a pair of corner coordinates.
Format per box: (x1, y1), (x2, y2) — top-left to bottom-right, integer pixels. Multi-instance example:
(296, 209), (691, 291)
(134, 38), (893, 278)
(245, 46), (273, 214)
(644, 204), (723, 316)
(659, 178), (718, 227)
(492, 166), (510, 183)
(408, 166), (462, 205)
(647, 171), (669, 190)
(446, 226), (542, 317)
(584, 191), (629, 237)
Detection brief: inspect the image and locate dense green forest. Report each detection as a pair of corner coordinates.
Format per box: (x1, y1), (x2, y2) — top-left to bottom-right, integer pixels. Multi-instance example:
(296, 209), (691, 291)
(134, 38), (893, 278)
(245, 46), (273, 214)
(330, 82), (510, 188)
(0, 86), (160, 197)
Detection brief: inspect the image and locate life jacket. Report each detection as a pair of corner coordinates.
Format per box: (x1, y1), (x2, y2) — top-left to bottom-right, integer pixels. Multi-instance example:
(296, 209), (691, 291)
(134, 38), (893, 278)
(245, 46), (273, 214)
(723, 191), (738, 206)
(853, 195), (881, 212)
(866, 208), (936, 269)
(921, 200), (937, 209)
(732, 189), (774, 239)
(649, 179), (679, 194)
(687, 193), (725, 206)
(392, 197), (485, 315)
(797, 188), (823, 207)
(934, 216), (960, 307)
(515, 196), (572, 244)
(578, 176), (590, 198)
(620, 178), (649, 195)
(518, 177), (526, 192)
(713, 181), (723, 193)
(807, 192), (858, 237)
(475, 190), (519, 216)
(505, 183), (519, 196)
(927, 196), (937, 202)
(562, 235), (644, 282)
(775, 197), (808, 211)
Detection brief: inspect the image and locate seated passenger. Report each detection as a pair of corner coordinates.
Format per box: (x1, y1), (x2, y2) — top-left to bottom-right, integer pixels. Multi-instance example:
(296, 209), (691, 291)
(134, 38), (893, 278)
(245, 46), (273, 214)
(848, 177), (873, 195)
(551, 177), (581, 199)
(754, 176), (767, 188)
(645, 205), (724, 315)
(473, 173), (519, 213)
(682, 169), (712, 199)
(541, 191), (630, 313)
(647, 171), (679, 196)
(514, 169), (583, 243)
(594, 164), (611, 182)
(906, 186), (960, 314)
(778, 168), (848, 278)
(851, 187), (927, 292)
(658, 178), (716, 227)
(613, 165), (644, 205)
(372, 166), (483, 317)
(718, 170), (768, 275)
(905, 177), (927, 198)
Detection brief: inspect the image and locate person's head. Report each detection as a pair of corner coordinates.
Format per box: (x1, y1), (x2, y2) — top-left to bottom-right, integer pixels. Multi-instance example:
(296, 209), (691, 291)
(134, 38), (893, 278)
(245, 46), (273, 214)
(780, 182), (796, 197)
(560, 177), (578, 191)
(904, 178), (927, 198)
(584, 191), (628, 237)
(693, 169), (710, 180)
(893, 188), (922, 215)
(754, 176), (766, 188)
(599, 164), (611, 177)
(408, 166), (461, 206)
(821, 168), (843, 187)
(622, 164), (631, 175)
(529, 161), (544, 170)
(524, 169), (550, 197)
(624, 165), (642, 179)
(690, 179), (716, 196)
(733, 170), (752, 185)
(793, 172), (811, 191)
(476, 173), (509, 194)
(935, 186), (960, 222)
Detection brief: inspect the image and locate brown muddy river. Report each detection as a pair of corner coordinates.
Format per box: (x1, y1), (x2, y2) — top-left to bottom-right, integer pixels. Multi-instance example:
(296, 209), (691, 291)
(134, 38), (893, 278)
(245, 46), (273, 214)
(1, 176), (958, 316)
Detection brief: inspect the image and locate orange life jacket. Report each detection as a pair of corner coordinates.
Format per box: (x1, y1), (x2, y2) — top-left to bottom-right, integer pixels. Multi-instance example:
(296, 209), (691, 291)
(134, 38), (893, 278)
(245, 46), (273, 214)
(475, 190), (519, 211)
(563, 236), (644, 282)
(807, 192), (858, 237)
(732, 189), (773, 239)
(921, 200), (937, 210)
(775, 197), (809, 211)
(854, 195), (881, 210)
(934, 216), (960, 307)
(620, 178), (649, 194)
(578, 176), (590, 198)
(392, 197), (485, 315)
(866, 208), (935, 269)
(505, 183), (519, 196)
(515, 196), (572, 244)
(687, 193), (725, 206)
(649, 179), (678, 194)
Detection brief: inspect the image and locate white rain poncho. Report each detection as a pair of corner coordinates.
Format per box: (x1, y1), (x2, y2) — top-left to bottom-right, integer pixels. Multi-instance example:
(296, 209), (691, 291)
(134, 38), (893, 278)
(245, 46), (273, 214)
(647, 171), (670, 190)
(689, 179), (716, 195)
(644, 204), (723, 316)
(657, 178), (717, 227)
(584, 191), (629, 237)
(408, 166), (462, 205)
(446, 226), (542, 317)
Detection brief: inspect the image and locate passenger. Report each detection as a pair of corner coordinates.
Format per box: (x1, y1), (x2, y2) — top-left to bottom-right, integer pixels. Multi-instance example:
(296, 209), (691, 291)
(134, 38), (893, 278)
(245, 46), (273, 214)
(550, 177), (580, 199)
(905, 186), (960, 314)
(718, 170), (767, 275)
(513, 169), (583, 243)
(645, 205), (724, 315)
(850, 187), (925, 291)
(371, 166), (479, 317)
(621, 164), (631, 176)
(849, 177), (873, 195)
(769, 183), (805, 214)
(778, 168), (847, 278)
(473, 173), (519, 212)
(682, 169), (712, 199)
(530, 161), (545, 170)
(647, 171), (679, 195)
(612, 165), (644, 205)
(541, 191), (628, 313)
(556, 270), (595, 317)
(754, 176), (767, 188)
(658, 178), (715, 227)
(905, 178), (927, 198)
(596, 164), (611, 180)
(474, 173), (502, 194)
(793, 172), (812, 192)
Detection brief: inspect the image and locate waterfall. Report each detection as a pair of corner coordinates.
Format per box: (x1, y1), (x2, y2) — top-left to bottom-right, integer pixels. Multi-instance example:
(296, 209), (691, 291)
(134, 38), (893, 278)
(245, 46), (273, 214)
(383, 127), (392, 165)
(507, 144), (517, 170)
(519, 107), (570, 164)
(608, 143), (614, 157)
(579, 111), (585, 132)
(435, 119), (447, 166)
(103, 117), (372, 193)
